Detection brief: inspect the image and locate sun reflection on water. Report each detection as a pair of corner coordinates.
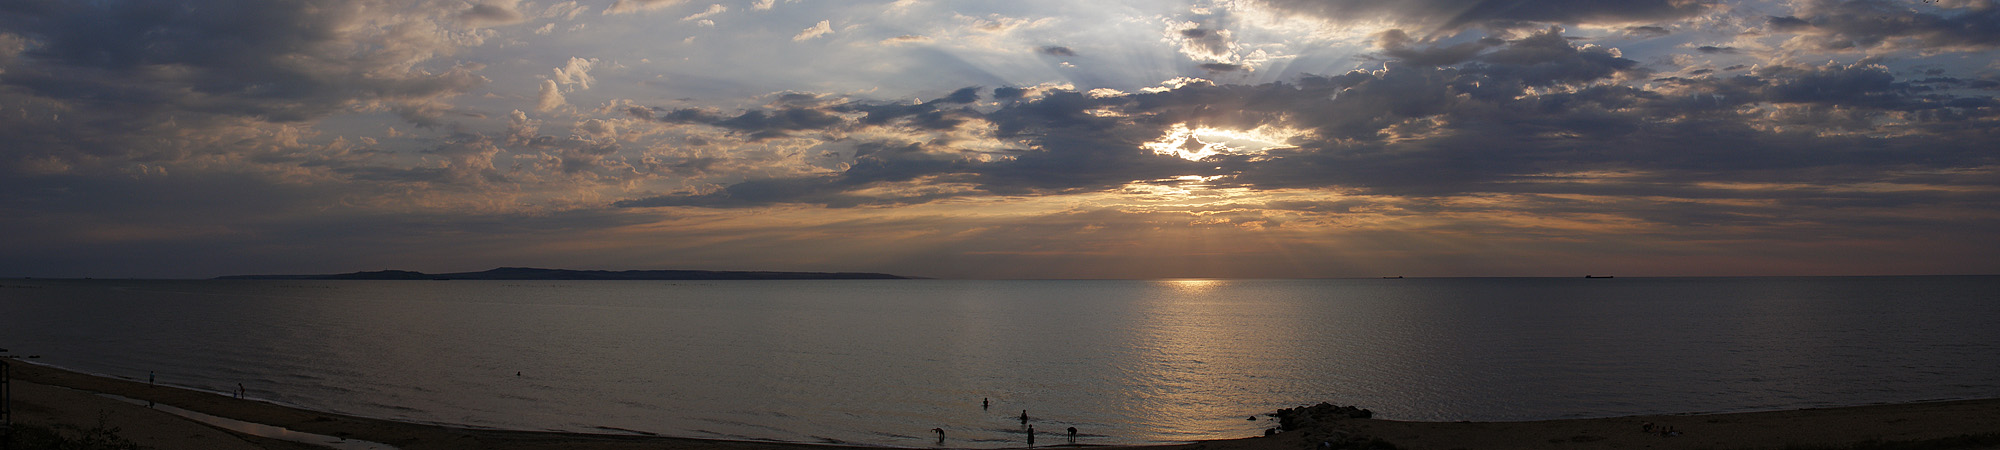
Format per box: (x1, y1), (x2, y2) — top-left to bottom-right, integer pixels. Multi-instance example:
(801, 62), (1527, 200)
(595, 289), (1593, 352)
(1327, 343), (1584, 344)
(1114, 279), (1276, 440)
(1162, 278), (1227, 292)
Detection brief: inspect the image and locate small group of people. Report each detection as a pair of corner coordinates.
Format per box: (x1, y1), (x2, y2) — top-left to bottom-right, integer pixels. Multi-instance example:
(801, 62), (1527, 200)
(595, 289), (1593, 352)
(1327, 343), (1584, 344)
(1640, 422), (1682, 437)
(931, 401), (1078, 447)
(1017, 409), (1080, 446)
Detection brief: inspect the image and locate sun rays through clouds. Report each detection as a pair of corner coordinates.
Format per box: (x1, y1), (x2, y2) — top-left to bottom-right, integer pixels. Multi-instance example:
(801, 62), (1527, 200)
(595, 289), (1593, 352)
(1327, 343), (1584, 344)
(3, 0), (1999, 278)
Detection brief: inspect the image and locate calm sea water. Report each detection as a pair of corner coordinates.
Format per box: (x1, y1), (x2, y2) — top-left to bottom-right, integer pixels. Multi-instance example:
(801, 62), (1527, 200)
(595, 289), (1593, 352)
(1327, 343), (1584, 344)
(3, 277), (1998, 447)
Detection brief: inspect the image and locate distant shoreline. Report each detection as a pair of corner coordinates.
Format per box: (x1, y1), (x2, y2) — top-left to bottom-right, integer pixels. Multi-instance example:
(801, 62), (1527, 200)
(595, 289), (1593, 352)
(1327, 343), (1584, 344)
(10, 360), (2000, 450)
(213, 266), (914, 280)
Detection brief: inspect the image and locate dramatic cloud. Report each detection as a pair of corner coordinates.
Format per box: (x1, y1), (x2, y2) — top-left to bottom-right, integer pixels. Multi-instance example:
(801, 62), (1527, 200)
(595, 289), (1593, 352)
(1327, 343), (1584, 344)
(3, 0), (1997, 278)
(1769, 0), (2000, 51)
(613, 23), (1996, 232)
(1247, 0), (1718, 33)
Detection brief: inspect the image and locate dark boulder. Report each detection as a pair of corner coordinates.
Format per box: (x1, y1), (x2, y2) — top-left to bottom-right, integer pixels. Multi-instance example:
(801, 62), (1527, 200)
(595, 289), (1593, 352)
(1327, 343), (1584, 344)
(1273, 402), (1374, 431)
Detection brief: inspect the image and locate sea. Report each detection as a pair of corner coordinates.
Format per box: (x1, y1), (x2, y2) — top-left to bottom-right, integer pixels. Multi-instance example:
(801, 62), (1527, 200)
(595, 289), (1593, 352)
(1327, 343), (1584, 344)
(2, 277), (1997, 447)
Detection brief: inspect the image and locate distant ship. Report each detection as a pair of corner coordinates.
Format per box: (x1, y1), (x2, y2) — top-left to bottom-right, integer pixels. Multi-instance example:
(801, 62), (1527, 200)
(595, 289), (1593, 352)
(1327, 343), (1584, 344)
(1584, 275), (1614, 278)
(1381, 276), (1404, 279)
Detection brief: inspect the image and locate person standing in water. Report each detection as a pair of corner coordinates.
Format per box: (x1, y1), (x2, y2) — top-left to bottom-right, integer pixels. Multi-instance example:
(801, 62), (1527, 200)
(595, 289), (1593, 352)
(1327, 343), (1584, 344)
(982, 398), (989, 409)
(1020, 410), (1029, 425)
(1068, 427), (1077, 444)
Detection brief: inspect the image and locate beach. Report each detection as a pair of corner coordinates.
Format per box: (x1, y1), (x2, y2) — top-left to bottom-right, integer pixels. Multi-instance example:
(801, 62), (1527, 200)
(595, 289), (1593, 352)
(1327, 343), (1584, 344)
(8, 360), (1999, 450)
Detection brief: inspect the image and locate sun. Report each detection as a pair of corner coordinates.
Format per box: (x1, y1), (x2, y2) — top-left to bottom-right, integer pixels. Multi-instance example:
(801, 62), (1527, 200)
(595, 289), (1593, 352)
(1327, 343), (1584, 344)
(1142, 123), (1302, 161)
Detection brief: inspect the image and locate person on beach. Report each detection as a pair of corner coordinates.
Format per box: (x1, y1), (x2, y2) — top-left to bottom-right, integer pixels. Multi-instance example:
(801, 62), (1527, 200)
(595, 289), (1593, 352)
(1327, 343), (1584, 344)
(983, 398), (989, 409)
(1027, 424), (1035, 447)
(932, 427), (945, 445)
(1021, 410), (1029, 425)
(1067, 427), (1077, 444)
(237, 383), (245, 399)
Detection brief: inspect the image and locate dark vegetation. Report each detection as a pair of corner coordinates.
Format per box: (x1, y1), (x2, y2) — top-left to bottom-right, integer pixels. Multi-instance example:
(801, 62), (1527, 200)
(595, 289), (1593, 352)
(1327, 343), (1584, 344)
(7, 418), (148, 450)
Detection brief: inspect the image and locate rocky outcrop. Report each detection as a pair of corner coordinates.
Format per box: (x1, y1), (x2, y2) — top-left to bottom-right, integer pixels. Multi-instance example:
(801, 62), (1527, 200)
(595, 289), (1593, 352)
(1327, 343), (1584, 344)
(1269, 403), (1394, 450)
(1274, 402), (1373, 431)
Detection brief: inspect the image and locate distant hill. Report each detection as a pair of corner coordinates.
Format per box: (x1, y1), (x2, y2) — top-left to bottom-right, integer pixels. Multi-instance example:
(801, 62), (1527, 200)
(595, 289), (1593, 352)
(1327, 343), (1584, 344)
(216, 267), (912, 280)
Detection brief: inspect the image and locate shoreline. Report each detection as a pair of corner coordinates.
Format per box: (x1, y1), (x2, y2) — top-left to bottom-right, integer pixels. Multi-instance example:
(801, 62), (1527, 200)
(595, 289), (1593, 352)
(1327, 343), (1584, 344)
(9, 360), (2000, 450)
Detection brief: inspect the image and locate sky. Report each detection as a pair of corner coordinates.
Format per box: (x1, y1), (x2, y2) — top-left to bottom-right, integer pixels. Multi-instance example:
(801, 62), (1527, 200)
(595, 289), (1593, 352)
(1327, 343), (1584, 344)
(1, 0), (1997, 279)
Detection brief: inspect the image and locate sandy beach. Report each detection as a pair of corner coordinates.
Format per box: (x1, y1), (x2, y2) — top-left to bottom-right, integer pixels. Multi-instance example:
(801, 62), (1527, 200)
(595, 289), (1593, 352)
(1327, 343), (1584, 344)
(7, 360), (1998, 450)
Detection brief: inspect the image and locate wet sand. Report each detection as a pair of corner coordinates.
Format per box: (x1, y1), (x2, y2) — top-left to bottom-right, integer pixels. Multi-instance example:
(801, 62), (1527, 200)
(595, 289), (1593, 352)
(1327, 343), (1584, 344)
(8, 360), (1999, 450)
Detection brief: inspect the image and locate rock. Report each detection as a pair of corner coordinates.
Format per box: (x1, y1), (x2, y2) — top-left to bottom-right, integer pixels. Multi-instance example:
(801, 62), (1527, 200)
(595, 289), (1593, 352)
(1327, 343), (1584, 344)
(1273, 402), (1375, 432)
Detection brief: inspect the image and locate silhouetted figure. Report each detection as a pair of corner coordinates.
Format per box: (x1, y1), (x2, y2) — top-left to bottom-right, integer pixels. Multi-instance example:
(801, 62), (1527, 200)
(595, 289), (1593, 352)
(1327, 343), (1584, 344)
(1027, 425), (1035, 447)
(1067, 427), (1077, 444)
(932, 428), (945, 445)
(149, 371), (155, 386)
(983, 398), (989, 409)
(237, 383), (245, 399)
(1021, 410), (1029, 425)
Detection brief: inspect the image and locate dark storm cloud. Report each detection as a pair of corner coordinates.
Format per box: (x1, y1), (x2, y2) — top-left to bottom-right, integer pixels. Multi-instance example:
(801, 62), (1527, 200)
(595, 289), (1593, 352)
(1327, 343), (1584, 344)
(1755, 63), (1912, 108)
(1248, 0), (1717, 34)
(1200, 63), (1245, 72)
(614, 141), (981, 208)
(1772, 0), (2000, 51)
(0, 0), (489, 173)
(1176, 27), (1235, 60)
(638, 87), (986, 136)
(1465, 27), (1643, 87)
(717, 109), (846, 133)
(458, 2), (525, 26)
(1624, 26), (1672, 38)
(1696, 45), (1738, 54)
(1370, 27), (1642, 88)
(640, 106), (846, 140)
(617, 25), (1999, 213)
(1039, 46), (1077, 57)
(1766, 15), (1814, 31)
(936, 86), (982, 104)
(1376, 29), (1497, 66)
(618, 88), (1205, 207)
(0, 0), (484, 121)
(993, 87), (1029, 100)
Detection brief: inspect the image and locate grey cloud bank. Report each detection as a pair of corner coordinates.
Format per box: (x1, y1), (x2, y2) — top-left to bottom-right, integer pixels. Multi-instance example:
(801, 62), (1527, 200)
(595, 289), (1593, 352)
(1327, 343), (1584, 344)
(1, 0), (1996, 278)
